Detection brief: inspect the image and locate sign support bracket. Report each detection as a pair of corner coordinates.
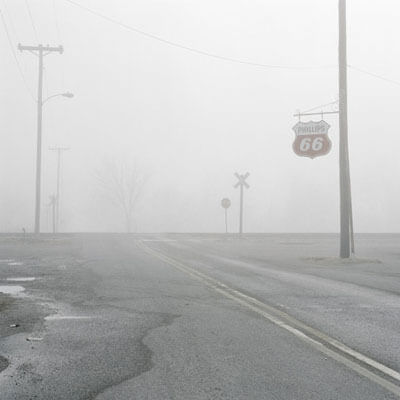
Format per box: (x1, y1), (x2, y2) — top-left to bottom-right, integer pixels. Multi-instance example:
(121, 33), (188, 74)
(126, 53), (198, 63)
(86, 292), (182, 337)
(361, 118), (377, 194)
(294, 111), (339, 119)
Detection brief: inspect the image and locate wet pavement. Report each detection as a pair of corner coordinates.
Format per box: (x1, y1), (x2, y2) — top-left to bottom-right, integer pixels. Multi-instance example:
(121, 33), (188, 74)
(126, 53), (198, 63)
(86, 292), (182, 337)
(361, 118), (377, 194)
(0, 233), (399, 399)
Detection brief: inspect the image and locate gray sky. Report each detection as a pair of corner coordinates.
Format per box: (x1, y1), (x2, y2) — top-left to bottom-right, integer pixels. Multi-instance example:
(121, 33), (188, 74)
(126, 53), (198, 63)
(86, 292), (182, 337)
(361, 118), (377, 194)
(1, 0), (400, 233)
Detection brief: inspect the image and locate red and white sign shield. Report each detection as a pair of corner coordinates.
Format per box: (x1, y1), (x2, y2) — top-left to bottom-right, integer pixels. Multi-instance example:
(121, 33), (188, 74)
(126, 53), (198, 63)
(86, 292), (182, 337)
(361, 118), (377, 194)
(292, 120), (332, 159)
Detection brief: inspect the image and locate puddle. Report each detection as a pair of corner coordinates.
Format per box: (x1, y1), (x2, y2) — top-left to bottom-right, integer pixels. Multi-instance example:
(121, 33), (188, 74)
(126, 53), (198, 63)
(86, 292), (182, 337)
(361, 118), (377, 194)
(142, 239), (178, 242)
(45, 315), (94, 321)
(6, 277), (36, 282)
(279, 241), (315, 246)
(26, 337), (43, 342)
(0, 259), (14, 263)
(0, 285), (25, 295)
(0, 355), (9, 373)
(7, 262), (24, 266)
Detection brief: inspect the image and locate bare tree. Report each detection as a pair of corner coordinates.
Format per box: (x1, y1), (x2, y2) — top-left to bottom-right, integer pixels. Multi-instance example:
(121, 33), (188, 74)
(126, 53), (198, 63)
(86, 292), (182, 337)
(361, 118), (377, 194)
(96, 159), (146, 232)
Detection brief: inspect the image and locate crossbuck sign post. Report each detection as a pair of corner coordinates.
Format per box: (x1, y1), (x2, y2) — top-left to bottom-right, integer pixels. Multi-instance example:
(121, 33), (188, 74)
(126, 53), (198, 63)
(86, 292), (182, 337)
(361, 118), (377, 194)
(234, 172), (250, 234)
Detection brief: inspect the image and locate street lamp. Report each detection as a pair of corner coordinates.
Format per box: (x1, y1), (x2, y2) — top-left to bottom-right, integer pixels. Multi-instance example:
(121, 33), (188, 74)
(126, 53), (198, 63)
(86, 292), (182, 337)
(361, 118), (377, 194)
(33, 91), (73, 234)
(42, 92), (74, 105)
(62, 92), (74, 98)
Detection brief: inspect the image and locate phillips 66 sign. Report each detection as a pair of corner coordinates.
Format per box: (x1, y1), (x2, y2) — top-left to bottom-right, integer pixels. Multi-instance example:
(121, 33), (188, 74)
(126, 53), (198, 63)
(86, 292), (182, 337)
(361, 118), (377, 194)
(292, 120), (332, 159)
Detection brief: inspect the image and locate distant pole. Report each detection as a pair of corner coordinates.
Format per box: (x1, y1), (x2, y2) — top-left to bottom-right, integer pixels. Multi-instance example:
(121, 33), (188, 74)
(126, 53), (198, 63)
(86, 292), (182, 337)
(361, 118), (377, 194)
(239, 184), (244, 234)
(225, 208), (228, 234)
(35, 45), (43, 235)
(18, 44), (64, 234)
(338, 0), (352, 258)
(234, 173), (250, 235)
(49, 195), (56, 234)
(49, 147), (69, 232)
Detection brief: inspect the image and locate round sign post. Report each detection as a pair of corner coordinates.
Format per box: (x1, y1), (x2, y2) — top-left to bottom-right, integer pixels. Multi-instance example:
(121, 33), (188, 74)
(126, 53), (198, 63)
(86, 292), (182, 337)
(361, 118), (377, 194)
(221, 198), (231, 233)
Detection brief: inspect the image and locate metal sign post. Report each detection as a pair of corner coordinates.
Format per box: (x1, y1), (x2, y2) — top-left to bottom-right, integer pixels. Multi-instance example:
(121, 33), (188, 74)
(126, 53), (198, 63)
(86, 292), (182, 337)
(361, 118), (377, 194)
(221, 198), (231, 233)
(234, 173), (250, 234)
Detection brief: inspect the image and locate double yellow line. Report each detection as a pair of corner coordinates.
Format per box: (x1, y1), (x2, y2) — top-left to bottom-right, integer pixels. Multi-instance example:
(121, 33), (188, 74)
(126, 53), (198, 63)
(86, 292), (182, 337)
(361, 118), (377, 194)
(138, 240), (400, 397)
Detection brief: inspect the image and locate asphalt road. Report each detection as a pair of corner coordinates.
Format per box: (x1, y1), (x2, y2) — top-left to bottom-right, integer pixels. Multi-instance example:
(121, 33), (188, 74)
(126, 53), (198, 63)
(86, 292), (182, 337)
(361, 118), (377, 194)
(0, 233), (399, 399)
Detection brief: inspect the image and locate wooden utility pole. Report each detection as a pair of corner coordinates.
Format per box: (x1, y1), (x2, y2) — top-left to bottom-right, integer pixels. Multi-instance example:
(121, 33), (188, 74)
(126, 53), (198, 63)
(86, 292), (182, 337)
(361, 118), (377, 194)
(18, 44), (63, 234)
(49, 195), (57, 234)
(49, 147), (69, 232)
(338, 0), (352, 258)
(293, 1), (355, 258)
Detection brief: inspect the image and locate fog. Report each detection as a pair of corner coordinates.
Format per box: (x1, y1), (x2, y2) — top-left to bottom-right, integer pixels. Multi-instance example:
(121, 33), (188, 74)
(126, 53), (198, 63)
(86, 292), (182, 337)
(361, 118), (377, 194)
(1, 0), (400, 233)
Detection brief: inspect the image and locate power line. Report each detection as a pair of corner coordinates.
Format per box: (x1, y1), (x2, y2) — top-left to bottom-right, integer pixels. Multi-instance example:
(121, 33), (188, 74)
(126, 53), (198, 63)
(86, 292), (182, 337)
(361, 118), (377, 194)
(31, 0), (400, 88)
(24, 0), (39, 43)
(0, 9), (35, 101)
(299, 68), (400, 110)
(2, 0), (20, 42)
(52, 0), (62, 43)
(348, 64), (400, 87)
(52, 0), (66, 88)
(298, 65), (400, 115)
(63, 0), (335, 71)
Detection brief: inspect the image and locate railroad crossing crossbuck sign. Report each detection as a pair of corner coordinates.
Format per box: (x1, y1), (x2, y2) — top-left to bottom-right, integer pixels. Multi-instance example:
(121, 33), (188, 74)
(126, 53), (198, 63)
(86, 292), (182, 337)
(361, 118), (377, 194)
(234, 173), (250, 189)
(292, 120), (332, 159)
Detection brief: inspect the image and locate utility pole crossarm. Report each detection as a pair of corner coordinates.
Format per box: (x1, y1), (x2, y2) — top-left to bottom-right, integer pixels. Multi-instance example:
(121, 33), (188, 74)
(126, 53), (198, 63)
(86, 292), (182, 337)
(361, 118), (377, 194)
(49, 147), (69, 151)
(18, 44), (63, 54)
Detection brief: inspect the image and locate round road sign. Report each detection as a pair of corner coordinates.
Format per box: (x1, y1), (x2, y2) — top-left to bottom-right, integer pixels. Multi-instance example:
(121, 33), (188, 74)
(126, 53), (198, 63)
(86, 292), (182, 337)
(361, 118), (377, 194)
(221, 198), (231, 209)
